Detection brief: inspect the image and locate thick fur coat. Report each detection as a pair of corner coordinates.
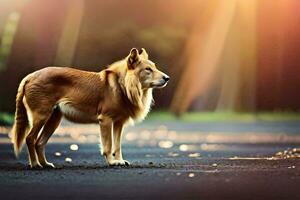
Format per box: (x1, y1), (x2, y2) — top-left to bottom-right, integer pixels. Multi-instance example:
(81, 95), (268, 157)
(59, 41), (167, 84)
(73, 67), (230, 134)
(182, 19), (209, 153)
(11, 48), (169, 168)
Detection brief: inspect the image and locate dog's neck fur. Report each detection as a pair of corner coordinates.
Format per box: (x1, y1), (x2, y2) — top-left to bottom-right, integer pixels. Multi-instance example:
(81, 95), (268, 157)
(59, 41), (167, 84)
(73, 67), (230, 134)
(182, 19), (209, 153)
(106, 59), (153, 122)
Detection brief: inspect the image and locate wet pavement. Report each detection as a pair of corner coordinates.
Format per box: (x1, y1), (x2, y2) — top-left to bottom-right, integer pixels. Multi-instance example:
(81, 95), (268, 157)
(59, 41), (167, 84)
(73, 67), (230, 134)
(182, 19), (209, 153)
(0, 121), (299, 200)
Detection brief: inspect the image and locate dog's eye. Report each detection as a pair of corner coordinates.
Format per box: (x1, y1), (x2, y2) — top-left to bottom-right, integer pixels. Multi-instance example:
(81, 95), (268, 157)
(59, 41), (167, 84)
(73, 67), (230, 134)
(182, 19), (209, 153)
(145, 67), (153, 72)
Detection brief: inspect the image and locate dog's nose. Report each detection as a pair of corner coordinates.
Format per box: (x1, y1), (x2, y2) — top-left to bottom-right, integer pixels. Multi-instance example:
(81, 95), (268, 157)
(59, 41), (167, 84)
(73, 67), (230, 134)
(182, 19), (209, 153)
(163, 76), (170, 82)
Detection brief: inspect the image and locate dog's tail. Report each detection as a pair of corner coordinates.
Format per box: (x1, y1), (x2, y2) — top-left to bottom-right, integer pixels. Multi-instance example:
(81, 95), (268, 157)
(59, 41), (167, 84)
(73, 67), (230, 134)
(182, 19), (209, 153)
(11, 74), (32, 157)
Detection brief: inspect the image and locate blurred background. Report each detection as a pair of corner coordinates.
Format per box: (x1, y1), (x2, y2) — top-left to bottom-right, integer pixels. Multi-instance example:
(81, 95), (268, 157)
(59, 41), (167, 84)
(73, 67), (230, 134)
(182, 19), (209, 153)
(0, 0), (300, 124)
(0, 2), (299, 196)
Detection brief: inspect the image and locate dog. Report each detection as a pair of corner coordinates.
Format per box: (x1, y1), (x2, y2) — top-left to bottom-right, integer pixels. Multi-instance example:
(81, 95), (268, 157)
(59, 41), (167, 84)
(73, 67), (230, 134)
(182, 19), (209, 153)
(11, 48), (169, 168)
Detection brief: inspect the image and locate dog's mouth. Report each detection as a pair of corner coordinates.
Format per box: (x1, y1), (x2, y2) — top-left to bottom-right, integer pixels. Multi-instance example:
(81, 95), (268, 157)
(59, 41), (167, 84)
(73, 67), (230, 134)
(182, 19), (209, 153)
(151, 80), (169, 88)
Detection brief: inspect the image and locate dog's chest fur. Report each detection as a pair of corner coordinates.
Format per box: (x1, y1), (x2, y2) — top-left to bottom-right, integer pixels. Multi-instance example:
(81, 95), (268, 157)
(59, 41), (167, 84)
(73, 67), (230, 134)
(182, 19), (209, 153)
(130, 89), (153, 122)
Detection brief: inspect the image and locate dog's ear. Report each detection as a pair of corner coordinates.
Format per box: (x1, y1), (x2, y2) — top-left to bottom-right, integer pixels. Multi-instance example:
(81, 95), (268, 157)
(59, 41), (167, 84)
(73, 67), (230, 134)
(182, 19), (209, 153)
(139, 48), (149, 60)
(127, 48), (140, 69)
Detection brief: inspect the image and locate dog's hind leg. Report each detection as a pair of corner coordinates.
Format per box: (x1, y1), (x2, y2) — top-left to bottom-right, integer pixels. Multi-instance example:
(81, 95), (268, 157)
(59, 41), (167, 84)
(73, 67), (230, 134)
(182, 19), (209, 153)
(25, 115), (48, 169)
(36, 107), (62, 168)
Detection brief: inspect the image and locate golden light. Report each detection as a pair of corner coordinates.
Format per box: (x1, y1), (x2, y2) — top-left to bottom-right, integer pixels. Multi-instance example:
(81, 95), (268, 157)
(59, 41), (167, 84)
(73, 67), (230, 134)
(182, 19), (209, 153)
(171, 0), (258, 113)
(158, 140), (174, 149)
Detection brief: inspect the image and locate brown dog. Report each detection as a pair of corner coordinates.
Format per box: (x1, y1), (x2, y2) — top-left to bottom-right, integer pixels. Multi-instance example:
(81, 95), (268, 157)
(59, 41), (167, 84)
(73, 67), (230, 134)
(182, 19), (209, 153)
(11, 48), (169, 168)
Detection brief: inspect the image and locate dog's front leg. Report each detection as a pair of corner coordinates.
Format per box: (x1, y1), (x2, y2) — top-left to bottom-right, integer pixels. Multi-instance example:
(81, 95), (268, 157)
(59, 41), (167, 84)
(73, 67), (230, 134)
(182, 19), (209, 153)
(113, 121), (130, 166)
(99, 115), (114, 165)
(99, 115), (125, 166)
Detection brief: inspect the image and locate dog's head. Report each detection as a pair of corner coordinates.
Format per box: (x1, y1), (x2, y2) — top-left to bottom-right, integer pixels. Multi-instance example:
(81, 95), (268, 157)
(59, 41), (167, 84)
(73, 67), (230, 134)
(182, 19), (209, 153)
(127, 48), (170, 89)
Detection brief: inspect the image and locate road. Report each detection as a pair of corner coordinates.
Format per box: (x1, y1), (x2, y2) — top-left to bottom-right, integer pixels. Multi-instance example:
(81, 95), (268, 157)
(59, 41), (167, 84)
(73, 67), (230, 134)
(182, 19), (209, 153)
(0, 121), (299, 200)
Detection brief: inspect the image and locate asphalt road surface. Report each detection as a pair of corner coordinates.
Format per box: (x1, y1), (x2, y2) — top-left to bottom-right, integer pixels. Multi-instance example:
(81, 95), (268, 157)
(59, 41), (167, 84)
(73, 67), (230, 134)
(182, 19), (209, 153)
(0, 121), (299, 200)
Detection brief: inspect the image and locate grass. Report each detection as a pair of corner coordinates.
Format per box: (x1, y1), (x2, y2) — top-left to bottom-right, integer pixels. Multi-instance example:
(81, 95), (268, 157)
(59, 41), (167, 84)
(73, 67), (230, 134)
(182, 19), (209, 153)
(147, 111), (300, 122)
(1, 111), (300, 125)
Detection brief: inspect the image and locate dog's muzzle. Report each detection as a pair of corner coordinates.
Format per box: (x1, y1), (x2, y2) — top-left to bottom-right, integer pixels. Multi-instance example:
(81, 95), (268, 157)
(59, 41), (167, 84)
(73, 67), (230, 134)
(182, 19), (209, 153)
(163, 75), (170, 82)
(156, 75), (170, 88)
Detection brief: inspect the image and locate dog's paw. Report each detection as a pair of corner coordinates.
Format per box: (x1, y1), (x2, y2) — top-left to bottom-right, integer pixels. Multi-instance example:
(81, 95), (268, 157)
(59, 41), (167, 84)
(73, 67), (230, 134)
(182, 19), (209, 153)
(30, 162), (43, 170)
(123, 160), (130, 166)
(108, 159), (130, 167)
(42, 162), (55, 169)
(108, 160), (125, 166)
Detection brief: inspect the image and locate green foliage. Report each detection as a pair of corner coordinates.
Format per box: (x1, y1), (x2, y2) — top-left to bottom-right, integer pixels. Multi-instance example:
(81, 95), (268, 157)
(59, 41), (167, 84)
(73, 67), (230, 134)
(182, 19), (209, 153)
(0, 112), (14, 125)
